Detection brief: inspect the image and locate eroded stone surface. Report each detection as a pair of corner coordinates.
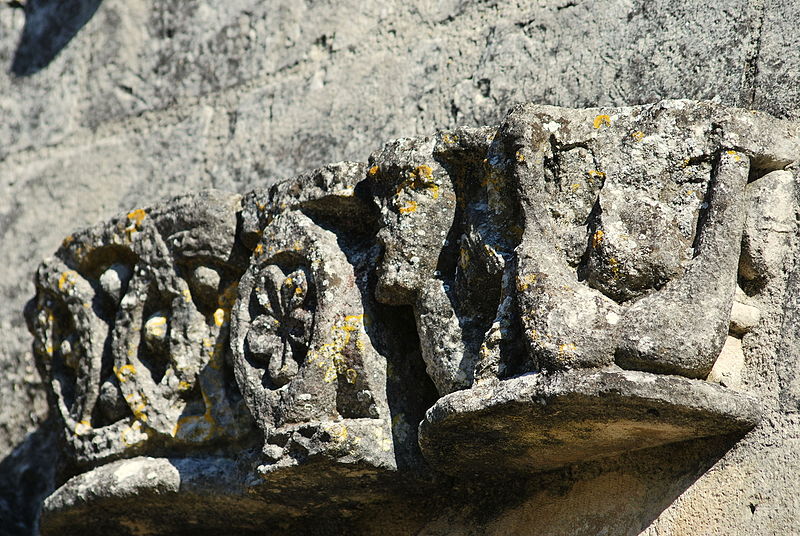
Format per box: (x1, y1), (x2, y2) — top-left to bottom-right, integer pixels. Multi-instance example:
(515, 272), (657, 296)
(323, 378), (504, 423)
(25, 100), (799, 534)
(25, 190), (256, 470)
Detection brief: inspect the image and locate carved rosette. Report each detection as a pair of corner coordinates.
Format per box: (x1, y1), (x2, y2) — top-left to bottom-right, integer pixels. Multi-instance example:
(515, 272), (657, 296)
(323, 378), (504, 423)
(27, 191), (254, 468)
(231, 210), (395, 470)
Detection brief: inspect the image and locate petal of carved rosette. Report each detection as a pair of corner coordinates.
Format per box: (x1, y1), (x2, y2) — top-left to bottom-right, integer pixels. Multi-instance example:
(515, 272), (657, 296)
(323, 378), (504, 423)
(26, 191), (255, 470)
(231, 210), (395, 471)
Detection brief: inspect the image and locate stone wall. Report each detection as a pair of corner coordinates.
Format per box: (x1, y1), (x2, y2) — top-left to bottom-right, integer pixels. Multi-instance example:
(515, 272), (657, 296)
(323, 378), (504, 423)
(2, 1), (800, 534)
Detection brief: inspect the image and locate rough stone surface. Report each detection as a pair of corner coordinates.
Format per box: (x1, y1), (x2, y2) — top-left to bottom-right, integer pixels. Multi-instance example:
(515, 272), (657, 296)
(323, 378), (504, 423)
(13, 100), (799, 535)
(4, 1), (800, 533)
(419, 369), (762, 475)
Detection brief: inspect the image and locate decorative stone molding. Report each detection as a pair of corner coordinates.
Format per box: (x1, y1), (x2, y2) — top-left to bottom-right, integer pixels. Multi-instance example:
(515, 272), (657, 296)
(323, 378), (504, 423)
(27, 101), (799, 533)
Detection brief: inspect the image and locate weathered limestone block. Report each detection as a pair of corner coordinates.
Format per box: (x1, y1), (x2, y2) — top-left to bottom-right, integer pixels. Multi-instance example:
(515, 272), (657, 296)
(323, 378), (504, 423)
(492, 100), (799, 378)
(368, 127), (522, 395)
(27, 100), (798, 534)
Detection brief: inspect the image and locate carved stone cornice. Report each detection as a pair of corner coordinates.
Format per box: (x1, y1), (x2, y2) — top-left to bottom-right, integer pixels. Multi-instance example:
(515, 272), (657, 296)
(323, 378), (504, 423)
(27, 101), (799, 534)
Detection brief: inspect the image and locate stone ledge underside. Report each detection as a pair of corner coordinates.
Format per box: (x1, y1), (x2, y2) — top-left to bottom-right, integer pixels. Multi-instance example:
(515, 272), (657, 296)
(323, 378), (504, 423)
(419, 369), (762, 475)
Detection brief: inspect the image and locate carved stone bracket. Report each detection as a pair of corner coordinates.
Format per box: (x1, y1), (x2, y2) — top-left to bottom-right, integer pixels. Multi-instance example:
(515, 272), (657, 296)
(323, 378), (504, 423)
(28, 101), (799, 534)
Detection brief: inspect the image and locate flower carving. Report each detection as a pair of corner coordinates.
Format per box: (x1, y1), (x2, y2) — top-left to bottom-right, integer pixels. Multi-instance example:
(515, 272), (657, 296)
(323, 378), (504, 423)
(246, 265), (314, 387)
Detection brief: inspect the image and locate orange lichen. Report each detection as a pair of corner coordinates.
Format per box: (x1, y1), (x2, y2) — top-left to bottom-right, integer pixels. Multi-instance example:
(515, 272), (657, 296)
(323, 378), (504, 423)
(127, 208), (146, 227)
(593, 114), (612, 129)
(592, 230), (604, 248)
(398, 201), (418, 214)
(58, 270), (78, 291)
(516, 273), (539, 292)
(587, 170), (605, 183)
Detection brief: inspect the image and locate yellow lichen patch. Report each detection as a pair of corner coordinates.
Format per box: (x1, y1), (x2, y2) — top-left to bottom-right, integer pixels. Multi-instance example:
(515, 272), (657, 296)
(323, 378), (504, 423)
(570, 183), (581, 192)
(371, 425), (392, 452)
(58, 270), (78, 291)
(254, 243), (264, 256)
(368, 165), (380, 176)
(144, 315), (168, 339)
(593, 114), (612, 129)
(127, 208), (146, 227)
(410, 164), (434, 181)
(726, 150), (742, 162)
(343, 315), (365, 330)
(515, 150), (526, 163)
(217, 282), (239, 308)
(517, 273), (539, 292)
(74, 420), (92, 436)
(608, 256), (620, 277)
(396, 165), (440, 199)
(121, 420), (147, 447)
(256, 201), (267, 211)
(587, 170), (606, 183)
(213, 307), (228, 327)
(441, 133), (459, 144)
(398, 200), (418, 214)
(631, 130), (646, 142)
(558, 343), (578, 356)
(182, 288), (192, 303)
(114, 364), (137, 383)
(328, 424), (349, 442)
(459, 247), (470, 269)
(125, 209), (147, 239)
(171, 394), (217, 442)
(592, 229), (604, 249)
(307, 314), (366, 383)
(124, 392), (149, 422)
(345, 368), (358, 384)
(178, 380), (192, 391)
